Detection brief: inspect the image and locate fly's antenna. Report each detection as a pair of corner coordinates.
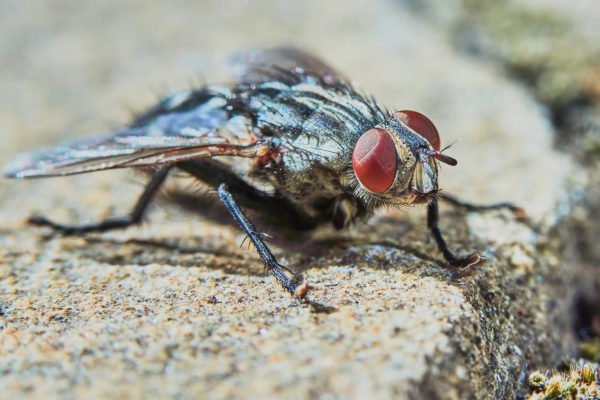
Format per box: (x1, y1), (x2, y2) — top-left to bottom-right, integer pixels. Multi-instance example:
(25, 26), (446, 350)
(433, 137), (464, 166)
(440, 141), (456, 153)
(440, 133), (470, 153)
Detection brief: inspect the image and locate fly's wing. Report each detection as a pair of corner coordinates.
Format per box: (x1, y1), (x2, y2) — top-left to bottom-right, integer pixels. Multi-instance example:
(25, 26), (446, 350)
(230, 47), (353, 93)
(6, 48), (387, 179)
(4, 89), (268, 179)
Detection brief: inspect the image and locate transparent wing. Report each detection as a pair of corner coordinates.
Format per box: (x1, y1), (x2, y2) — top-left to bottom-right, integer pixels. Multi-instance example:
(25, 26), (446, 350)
(230, 47), (352, 92)
(4, 91), (267, 178)
(5, 48), (383, 179)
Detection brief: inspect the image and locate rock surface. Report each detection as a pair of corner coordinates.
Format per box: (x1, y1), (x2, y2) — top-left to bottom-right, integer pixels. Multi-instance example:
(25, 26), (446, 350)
(0, 0), (593, 398)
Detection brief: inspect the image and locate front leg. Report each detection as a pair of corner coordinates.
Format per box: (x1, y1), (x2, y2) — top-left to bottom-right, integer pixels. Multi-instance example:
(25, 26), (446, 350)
(217, 184), (305, 297)
(428, 199), (482, 269)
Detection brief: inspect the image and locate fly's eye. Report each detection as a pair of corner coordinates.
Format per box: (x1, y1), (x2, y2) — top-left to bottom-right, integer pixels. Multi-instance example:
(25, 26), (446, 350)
(394, 110), (441, 151)
(352, 128), (397, 193)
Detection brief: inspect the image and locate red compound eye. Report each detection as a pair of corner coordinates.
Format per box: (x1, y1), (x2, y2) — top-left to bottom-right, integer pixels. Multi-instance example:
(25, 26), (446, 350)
(352, 128), (397, 193)
(394, 110), (441, 151)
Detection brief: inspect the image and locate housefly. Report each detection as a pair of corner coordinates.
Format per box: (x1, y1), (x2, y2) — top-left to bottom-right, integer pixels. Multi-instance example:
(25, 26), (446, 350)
(4, 48), (522, 297)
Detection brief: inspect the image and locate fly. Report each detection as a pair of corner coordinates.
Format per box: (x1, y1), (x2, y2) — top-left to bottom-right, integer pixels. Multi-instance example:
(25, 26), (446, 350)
(4, 48), (523, 298)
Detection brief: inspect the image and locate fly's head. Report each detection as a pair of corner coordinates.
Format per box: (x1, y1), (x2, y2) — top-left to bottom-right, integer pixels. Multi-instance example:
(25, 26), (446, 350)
(350, 111), (457, 209)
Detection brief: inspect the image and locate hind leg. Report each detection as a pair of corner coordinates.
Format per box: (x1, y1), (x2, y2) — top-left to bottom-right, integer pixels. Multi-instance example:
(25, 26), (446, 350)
(28, 166), (172, 234)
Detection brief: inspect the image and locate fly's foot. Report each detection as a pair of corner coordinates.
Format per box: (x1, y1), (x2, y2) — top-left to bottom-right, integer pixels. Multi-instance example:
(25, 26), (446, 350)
(27, 215), (75, 234)
(27, 215), (54, 227)
(510, 206), (527, 220)
(270, 263), (314, 300)
(449, 253), (487, 270)
(266, 262), (312, 298)
(293, 280), (315, 299)
(493, 204), (527, 220)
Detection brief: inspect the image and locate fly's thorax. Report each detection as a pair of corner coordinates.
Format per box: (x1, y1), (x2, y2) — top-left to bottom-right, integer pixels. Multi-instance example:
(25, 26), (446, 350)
(350, 116), (440, 209)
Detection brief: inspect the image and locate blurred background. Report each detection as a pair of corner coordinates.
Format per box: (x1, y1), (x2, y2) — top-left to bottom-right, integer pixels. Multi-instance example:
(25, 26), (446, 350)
(1, 0), (600, 397)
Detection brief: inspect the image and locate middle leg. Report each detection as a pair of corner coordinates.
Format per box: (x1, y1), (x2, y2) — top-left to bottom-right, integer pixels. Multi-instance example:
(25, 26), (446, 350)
(217, 184), (305, 297)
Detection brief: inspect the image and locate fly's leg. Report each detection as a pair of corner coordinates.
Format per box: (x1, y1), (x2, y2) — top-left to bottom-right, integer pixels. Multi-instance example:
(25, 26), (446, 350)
(439, 193), (526, 218)
(217, 184), (303, 296)
(178, 159), (319, 231)
(428, 199), (482, 269)
(28, 165), (172, 234)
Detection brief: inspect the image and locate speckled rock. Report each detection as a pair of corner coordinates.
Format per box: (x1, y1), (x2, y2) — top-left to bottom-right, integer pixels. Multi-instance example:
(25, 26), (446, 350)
(0, 0), (590, 399)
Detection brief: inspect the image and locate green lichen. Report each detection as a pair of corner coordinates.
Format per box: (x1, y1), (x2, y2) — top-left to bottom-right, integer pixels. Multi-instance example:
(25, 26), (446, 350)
(525, 364), (600, 399)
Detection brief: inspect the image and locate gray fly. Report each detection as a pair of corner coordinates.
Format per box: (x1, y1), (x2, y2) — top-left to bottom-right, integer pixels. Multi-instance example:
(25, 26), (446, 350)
(4, 48), (522, 297)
